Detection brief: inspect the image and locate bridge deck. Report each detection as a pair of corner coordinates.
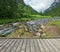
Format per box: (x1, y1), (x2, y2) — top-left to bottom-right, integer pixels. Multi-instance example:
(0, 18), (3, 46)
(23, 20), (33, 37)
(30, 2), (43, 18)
(0, 38), (60, 52)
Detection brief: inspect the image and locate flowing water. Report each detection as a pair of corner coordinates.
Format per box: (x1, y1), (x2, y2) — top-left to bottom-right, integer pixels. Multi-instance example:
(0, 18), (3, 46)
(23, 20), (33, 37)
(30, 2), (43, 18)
(0, 17), (60, 37)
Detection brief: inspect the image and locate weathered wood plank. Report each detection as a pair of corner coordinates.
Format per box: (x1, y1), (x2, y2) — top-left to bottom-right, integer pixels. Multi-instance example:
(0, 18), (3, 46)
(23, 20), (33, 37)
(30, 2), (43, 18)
(10, 39), (19, 52)
(5, 39), (15, 52)
(7, 39), (17, 52)
(47, 39), (59, 52)
(0, 39), (11, 52)
(0, 39), (60, 52)
(34, 39), (40, 52)
(0, 39), (8, 52)
(41, 39), (50, 52)
(30, 39), (35, 52)
(25, 39), (30, 52)
(43, 39), (54, 52)
(20, 39), (27, 52)
(16, 39), (24, 52)
(37, 39), (45, 52)
(50, 39), (60, 50)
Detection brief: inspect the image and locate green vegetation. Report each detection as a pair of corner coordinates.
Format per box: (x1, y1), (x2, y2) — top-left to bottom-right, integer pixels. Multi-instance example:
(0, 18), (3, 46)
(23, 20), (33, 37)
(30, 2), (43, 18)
(0, 0), (39, 18)
(0, 0), (51, 24)
(48, 20), (60, 31)
(0, 0), (60, 38)
(0, 0), (60, 24)
(0, 15), (51, 24)
(44, 1), (60, 16)
(0, 34), (6, 37)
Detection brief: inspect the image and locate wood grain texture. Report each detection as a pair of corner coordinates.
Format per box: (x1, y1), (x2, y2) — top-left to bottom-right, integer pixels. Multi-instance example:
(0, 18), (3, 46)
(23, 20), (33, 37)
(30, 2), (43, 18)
(0, 39), (60, 52)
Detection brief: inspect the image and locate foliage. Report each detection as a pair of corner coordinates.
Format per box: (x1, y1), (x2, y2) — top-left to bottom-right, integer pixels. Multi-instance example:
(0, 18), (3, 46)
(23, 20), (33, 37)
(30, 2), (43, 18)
(0, 0), (39, 19)
(48, 20), (60, 31)
(44, 1), (60, 16)
(0, 0), (60, 24)
(0, 0), (17, 19)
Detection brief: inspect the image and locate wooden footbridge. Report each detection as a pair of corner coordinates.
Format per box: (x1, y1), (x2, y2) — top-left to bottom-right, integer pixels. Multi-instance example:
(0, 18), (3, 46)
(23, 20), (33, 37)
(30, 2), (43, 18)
(0, 38), (60, 52)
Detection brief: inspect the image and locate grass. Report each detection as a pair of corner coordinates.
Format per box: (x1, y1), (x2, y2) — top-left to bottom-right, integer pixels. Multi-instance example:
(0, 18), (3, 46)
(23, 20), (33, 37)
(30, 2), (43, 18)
(48, 20), (60, 30)
(41, 20), (60, 37)
(0, 15), (51, 25)
(31, 15), (51, 19)
(42, 20), (60, 37)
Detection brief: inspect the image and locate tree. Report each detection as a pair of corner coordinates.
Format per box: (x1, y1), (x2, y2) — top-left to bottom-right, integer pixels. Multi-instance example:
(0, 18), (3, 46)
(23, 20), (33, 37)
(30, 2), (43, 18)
(0, 0), (17, 19)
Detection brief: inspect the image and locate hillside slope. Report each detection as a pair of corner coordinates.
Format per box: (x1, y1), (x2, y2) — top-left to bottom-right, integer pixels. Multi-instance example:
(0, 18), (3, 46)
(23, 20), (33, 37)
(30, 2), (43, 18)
(44, 0), (60, 16)
(0, 0), (39, 19)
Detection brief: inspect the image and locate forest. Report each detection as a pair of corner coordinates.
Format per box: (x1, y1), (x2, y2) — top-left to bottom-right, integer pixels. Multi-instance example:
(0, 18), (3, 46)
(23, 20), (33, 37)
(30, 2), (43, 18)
(0, 0), (60, 37)
(0, 0), (60, 24)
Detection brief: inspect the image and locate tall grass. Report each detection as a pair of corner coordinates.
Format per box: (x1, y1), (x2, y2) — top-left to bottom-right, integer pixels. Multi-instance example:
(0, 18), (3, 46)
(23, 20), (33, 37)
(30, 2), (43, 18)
(0, 15), (51, 25)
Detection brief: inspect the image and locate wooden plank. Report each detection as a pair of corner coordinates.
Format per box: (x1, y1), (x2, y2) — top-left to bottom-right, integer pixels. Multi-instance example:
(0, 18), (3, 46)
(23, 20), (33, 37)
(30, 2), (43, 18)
(41, 39), (50, 52)
(10, 39), (19, 52)
(0, 39), (4, 43)
(25, 39), (30, 52)
(56, 39), (60, 43)
(1, 39), (12, 52)
(0, 39), (8, 51)
(47, 39), (59, 52)
(0, 39), (60, 52)
(30, 39), (35, 52)
(5, 39), (15, 52)
(43, 39), (55, 52)
(16, 39), (24, 52)
(0, 39), (11, 52)
(37, 39), (45, 52)
(40, 39), (50, 52)
(0, 39), (5, 45)
(29, 39), (31, 52)
(33, 39), (40, 52)
(0, 39), (7, 48)
(9, 39), (17, 52)
(7, 39), (17, 52)
(54, 39), (60, 46)
(50, 39), (60, 51)
(20, 39), (27, 52)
